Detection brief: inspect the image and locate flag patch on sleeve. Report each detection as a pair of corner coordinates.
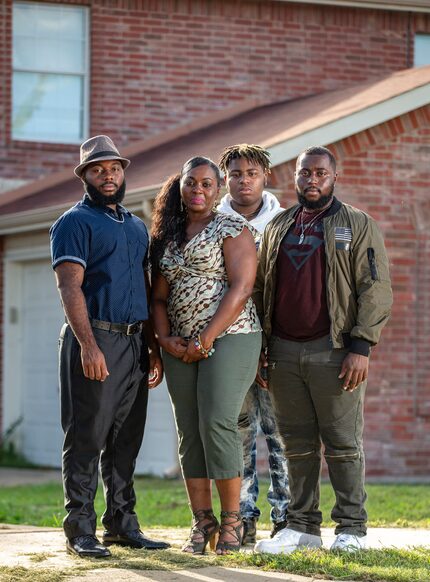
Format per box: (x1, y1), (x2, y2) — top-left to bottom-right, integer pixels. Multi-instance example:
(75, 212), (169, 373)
(335, 226), (352, 250)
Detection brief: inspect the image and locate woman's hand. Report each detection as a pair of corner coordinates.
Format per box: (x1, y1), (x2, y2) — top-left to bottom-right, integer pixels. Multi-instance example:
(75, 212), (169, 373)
(182, 338), (205, 363)
(151, 274), (188, 358)
(159, 335), (188, 358)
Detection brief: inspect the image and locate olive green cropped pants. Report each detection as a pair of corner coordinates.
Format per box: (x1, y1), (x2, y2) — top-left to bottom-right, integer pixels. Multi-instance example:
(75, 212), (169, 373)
(163, 332), (262, 480)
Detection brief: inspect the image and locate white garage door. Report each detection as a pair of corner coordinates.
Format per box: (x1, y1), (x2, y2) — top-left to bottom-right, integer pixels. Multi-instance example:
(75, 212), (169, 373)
(17, 259), (177, 475)
(20, 260), (64, 466)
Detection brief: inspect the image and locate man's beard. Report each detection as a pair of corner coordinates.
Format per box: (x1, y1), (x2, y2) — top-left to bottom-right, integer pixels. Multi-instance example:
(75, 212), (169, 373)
(85, 180), (126, 206)
(296, 184), (335, 210)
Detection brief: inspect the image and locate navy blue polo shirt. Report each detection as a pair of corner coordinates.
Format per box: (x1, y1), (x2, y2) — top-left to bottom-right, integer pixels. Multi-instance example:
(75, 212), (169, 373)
(50, 195), (149, 323)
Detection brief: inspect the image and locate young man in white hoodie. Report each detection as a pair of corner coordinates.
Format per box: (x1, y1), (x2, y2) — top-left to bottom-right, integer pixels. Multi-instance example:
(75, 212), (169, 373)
(218, 144), (290, 543)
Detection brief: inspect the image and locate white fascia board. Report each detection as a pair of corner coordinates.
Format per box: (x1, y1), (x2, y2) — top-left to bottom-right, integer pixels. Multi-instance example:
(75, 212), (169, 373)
(4, 245), (51, 262)
(0, 188), (158, 235)
(273, 0), (430, 13)
(269, 83), (430, 166)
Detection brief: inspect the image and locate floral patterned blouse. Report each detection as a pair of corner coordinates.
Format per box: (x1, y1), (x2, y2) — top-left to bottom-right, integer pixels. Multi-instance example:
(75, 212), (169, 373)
(159, 212), (262, 340)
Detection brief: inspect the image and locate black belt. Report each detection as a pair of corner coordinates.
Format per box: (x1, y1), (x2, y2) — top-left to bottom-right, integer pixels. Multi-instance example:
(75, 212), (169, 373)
(91, 319), (143, 335)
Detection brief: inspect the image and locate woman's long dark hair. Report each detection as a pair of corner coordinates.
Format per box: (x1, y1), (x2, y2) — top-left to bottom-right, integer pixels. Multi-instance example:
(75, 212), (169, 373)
(150, 156), (221, 272)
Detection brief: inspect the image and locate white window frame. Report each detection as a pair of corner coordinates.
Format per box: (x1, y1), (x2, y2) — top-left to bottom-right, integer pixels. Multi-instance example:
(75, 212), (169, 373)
(12, 1), (90, 144)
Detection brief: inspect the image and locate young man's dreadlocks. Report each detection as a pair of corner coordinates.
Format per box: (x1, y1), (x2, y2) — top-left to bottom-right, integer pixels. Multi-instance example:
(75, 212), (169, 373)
(219, 144), (271, 174)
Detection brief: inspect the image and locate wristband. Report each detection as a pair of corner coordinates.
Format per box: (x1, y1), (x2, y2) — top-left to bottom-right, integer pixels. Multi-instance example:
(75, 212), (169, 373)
(194, 334), (215, 358)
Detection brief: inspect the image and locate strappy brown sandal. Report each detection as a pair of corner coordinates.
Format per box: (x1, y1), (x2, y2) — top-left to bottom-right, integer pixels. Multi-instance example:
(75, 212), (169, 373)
(216, 510), (243, 555)
(182, 508), (220, 555)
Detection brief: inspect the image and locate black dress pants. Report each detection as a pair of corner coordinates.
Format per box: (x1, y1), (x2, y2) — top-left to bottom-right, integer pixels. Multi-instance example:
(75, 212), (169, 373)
(59, 323), (149, 539)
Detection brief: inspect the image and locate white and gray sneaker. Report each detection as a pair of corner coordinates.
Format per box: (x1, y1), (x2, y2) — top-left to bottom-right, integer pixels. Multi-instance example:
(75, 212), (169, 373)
(254, 527), (322, 554)
(330, 533), (367, 552)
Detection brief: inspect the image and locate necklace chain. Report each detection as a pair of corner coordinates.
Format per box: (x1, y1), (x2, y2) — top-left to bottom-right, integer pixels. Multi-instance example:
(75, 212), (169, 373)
(234, 200), (263, 220)
(298, 207), (328, 244)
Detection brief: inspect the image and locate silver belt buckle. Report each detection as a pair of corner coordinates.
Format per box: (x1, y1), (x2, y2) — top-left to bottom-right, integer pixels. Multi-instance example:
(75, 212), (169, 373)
(126, 323), (135, 335)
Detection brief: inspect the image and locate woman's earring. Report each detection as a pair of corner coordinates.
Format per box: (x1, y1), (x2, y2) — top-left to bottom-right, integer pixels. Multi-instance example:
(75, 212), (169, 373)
(180, 198), (185, 212)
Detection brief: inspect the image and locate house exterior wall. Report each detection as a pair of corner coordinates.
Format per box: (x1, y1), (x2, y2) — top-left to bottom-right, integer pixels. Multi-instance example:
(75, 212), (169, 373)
(1, 0), (430, 477)
(0, 241), (3, 437)
(1, 0), (430, 185)
(270, 105), (430, 478)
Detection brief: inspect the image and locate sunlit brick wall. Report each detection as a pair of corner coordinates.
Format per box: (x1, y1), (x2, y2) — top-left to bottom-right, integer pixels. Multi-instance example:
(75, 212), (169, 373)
(1, 0), (430, 185)
(266, 106), (430, 478)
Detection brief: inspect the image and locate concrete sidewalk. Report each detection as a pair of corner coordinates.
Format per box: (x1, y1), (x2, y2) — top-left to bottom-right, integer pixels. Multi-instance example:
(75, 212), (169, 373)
(0, 524), (315, 581)
(1, 523), (429, 582)
(0, 466), (62, 486)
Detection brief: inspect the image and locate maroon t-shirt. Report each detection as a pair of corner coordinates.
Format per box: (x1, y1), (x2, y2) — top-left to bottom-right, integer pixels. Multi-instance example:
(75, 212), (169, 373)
(272, 207), (331, 342)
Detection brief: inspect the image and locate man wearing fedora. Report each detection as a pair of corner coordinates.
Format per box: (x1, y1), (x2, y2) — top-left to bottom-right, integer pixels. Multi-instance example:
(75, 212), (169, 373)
(50, 135), (170, 558)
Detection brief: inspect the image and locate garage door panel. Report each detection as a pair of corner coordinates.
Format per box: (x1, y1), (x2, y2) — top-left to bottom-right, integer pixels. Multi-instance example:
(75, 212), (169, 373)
(17, 258), (177, 474)
(20, 261), (63, 466)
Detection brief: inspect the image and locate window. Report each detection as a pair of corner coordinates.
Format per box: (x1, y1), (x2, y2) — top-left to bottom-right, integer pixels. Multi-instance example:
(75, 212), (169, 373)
(12, 2), (89, 143)
(414, 34), (430, 67)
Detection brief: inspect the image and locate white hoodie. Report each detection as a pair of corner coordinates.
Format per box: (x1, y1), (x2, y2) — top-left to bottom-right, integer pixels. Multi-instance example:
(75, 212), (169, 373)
(217, 190), (284, 233)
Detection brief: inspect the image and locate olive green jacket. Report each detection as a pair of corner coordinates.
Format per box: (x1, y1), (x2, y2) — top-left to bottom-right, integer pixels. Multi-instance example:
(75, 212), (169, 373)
(253, 198), (393, 355)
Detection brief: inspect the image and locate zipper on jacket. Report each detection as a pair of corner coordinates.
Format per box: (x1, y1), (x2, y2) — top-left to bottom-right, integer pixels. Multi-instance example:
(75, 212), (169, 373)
(322, 218), (335, 347)
(367, 248), (379, 281)
(266, 214), (295, 335)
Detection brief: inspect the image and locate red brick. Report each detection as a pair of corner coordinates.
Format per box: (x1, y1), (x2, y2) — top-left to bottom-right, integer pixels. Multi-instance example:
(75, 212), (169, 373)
(1, 0), (430, 478)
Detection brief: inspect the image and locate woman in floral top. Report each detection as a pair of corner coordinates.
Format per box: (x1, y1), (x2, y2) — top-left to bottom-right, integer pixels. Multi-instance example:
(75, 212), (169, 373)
(150, 156), (262, 555)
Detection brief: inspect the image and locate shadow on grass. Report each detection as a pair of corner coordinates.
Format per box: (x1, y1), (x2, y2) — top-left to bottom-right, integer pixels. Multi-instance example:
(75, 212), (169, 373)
(1, 546), (430, 582)
(0, 547), (219, 582)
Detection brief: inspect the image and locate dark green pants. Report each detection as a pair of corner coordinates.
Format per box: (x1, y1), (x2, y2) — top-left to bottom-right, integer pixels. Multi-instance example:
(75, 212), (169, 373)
(268, 334), (367, 537)
(163, 332), (261, 479)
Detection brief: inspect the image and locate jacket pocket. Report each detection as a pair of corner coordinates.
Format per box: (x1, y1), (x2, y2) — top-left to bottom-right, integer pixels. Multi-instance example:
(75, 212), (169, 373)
(367, 248), (379, 281)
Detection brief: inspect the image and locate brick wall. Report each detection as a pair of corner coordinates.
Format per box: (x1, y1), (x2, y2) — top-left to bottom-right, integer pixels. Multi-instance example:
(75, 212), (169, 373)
(1, 0), (430, 477)
(1, 0), (430, 184)
(0, 240), (3, 438)
(263, 105), (430, 478)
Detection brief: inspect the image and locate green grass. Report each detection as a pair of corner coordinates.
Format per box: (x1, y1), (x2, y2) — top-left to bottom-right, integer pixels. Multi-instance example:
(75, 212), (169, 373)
(0, 478), (429, 529)
(227, 547), (430, 582)
(0, 547), (429, 582)
(1, 478), (429, 582)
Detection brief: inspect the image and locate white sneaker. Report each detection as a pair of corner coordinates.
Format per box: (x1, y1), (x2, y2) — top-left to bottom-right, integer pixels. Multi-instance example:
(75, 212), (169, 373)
(254, 527), (322, 554)
(330, 533), (367, 552)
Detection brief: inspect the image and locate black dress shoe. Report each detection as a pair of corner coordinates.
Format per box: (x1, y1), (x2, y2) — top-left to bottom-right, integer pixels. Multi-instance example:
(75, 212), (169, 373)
(66, 534), (111, 558)
(103, 529), (171, 550)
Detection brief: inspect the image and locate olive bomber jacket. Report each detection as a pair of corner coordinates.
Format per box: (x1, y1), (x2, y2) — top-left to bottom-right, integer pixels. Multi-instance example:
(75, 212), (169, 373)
(253, 197), (393, 356)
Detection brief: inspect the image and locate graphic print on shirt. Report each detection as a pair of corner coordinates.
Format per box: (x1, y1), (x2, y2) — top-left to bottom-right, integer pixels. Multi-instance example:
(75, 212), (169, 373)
(281, 222), (324, 271)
